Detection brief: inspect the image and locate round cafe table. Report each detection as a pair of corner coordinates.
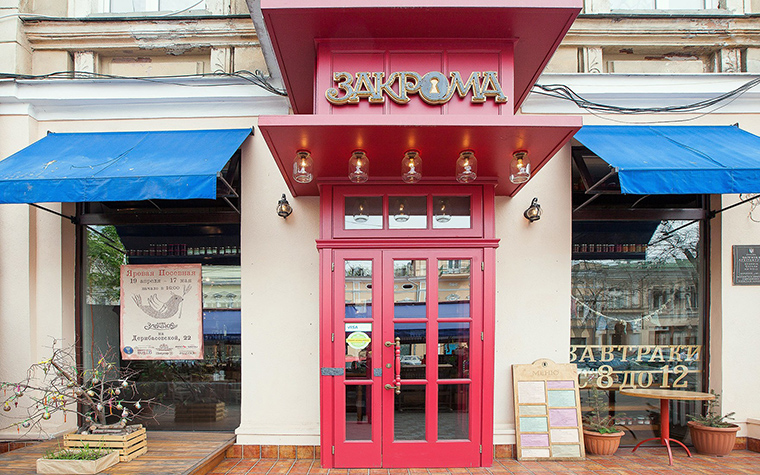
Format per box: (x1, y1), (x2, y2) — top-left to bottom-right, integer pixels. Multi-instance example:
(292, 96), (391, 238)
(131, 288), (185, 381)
(619, 388), (715, 465)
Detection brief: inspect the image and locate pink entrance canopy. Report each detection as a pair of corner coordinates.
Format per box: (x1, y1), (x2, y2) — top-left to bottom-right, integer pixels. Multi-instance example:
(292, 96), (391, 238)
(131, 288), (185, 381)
(261, 0), (582, 114)
(259, 0), (582, 196)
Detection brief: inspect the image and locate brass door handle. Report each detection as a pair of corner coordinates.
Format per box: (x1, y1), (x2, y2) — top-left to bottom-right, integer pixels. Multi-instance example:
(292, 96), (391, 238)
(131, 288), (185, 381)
(385, 383), (401, 394)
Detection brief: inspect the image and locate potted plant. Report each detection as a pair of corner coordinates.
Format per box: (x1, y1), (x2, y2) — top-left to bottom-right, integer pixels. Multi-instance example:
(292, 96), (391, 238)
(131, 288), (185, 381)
(582, 385), (625, 455)
(36, 445), (119, 475)
(687, 391), (739, 456)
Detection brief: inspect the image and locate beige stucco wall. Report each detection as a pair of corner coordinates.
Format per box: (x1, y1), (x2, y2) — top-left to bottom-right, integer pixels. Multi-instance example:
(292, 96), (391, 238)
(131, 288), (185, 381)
(493, 144), (573, 445)
(236, 122), (321, 445)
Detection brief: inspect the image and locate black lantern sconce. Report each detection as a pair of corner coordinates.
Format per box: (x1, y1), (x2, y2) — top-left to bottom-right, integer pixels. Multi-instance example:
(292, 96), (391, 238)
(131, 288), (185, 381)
(277, 193), (293, 219)
(524, 197), (541, 223)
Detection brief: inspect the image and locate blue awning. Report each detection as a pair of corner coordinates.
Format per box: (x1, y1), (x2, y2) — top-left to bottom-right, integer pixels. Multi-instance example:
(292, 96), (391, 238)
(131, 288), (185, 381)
(0, 129), (252, 203)
(574, 125), (760, 194)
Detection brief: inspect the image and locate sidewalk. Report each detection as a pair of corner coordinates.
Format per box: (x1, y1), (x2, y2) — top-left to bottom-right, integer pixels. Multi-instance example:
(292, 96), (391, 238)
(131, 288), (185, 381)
(210, 448), (760, 474)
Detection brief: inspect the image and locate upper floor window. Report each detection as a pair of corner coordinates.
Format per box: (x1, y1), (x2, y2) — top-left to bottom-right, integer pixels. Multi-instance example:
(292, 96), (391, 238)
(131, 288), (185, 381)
(109, 0), (206, 13)
(609, 0), (719, 9)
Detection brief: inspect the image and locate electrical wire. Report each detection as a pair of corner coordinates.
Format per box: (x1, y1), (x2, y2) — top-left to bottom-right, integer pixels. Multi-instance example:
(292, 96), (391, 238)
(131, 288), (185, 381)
(533, 76), (760, 115)
(0, 70), (287, 96)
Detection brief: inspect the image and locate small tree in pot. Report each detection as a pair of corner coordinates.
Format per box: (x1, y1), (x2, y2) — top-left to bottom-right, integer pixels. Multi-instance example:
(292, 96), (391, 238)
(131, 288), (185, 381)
(687, 391), (739, 456)
(582, 384), (625, 455)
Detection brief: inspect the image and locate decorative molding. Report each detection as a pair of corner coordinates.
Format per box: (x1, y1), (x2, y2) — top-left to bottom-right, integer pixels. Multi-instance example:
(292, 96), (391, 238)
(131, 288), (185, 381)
(564, 16), (760, 48)
(22, 17), (257, 51)
(720, 48), (743, 72)
(582, 47), (603, 73)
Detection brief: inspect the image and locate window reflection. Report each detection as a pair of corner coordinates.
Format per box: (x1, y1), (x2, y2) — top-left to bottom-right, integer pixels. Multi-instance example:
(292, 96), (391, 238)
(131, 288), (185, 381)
(394, 260), (426, 318)
(438, 260), (471, 318)
(433, 196), (471, 229)
(571, 220), (703, 446)
(345, 261), (373, 319)
(82, 225), (242, 432)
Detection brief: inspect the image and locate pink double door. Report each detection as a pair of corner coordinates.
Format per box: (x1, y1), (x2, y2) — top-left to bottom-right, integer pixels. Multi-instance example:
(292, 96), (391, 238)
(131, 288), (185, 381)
(323, 248), (490, 468)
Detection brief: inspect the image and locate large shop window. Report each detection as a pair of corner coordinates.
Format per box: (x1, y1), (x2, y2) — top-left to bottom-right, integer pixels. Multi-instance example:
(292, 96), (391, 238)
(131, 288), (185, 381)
(81, 223), (241, 431)
(571, 185), (707, 446)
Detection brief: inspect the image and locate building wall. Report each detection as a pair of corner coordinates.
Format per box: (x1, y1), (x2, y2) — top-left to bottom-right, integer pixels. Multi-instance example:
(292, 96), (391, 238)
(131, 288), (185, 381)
(236, 121), (321, 445)
(493, 145), (573, 445)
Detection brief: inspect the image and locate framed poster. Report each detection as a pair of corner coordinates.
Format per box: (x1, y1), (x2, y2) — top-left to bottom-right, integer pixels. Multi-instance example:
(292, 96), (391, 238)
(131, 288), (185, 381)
(512, 359), (585, 461)
(120, 264), (203, 360)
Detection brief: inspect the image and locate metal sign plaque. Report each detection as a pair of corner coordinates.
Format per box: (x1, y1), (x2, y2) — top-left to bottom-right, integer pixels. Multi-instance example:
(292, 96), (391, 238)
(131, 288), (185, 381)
(733, 245), (760, 285)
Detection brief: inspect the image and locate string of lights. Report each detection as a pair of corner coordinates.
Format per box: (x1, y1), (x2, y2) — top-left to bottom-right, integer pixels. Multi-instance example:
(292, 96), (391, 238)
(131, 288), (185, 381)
(533, 76), (760, 114)
(0, 70), (287, 96)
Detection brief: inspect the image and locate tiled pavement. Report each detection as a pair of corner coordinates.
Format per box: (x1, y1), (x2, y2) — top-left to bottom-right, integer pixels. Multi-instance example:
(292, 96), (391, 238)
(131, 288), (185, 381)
(208, 449), (760, 475)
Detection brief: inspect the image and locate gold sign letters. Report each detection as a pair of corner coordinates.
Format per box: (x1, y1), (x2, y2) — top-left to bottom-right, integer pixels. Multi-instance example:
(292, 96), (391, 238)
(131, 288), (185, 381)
(326, 71), (508, 106)
(571, 345), (702, 390)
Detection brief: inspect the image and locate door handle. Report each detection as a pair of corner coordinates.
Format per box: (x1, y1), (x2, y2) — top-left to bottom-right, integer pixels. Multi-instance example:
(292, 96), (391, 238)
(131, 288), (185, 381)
(387, 337), (401, 394)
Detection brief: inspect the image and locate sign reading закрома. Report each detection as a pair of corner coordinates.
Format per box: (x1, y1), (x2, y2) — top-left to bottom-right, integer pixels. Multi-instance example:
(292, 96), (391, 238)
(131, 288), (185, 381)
(326, 71), (508, 106)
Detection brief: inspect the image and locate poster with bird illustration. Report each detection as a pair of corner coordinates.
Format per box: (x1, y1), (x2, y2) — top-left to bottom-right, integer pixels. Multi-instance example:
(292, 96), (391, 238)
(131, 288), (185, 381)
(120, 264), (203, 360)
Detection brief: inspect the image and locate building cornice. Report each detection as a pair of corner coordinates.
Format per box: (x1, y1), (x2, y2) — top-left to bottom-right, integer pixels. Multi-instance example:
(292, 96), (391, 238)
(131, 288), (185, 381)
(523, 73), (760, 117)
(0, 77), (289, 120)
(22, 17), (258, 51)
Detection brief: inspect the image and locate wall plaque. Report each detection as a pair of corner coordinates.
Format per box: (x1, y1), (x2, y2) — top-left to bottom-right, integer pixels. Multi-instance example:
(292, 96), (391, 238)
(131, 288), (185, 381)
(512, 359), (585, 461)
(733, 245), (760, 285)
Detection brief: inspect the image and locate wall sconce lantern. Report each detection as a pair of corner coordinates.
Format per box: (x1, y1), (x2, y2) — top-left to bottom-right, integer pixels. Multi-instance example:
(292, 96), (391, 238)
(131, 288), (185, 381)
(456, 150), (477, 183)
(277, 193), (293, 219)
(510, 150), (531, 184)
(524, 197), (542, 222)
(348, 150), (369, 183)
(292, 150), (313, 184)
(401, 149), (422, 183)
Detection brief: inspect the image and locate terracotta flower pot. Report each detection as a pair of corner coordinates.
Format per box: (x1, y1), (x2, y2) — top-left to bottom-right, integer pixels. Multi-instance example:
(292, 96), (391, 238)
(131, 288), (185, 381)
(687, 421), (740, 456)
(583, 428), (624, 455)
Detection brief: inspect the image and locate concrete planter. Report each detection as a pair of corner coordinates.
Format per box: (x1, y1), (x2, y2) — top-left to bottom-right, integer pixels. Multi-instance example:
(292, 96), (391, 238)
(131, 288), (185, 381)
(687, 421), (740, 456)
(582, 428), (624, 455)
(36, 450), (119, 474)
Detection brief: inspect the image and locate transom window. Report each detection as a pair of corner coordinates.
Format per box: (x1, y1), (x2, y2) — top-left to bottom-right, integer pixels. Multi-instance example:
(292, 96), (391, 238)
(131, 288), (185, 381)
(330, 185), (486, 239)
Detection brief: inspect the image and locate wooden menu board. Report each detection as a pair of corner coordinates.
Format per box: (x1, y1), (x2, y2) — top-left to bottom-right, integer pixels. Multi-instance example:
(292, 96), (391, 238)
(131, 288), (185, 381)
(512, 359), (585, 461)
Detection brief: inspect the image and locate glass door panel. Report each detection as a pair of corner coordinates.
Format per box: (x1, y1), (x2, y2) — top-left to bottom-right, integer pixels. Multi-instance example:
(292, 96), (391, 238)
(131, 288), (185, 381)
(332, 249), (484, 468)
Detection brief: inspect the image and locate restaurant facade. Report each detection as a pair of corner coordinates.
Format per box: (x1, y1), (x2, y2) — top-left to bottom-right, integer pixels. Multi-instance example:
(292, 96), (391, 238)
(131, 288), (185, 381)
(1, 0), (760, 469)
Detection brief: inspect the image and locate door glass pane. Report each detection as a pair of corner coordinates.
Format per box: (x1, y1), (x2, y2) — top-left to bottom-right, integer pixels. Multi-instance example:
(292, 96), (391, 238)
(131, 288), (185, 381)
(438, 384), (469, 440)
(394, 259), (426, 318)
(345, 260), (372, 319)
(396, 323), (427, 380)
(433, 196), (471, 229)
(345, 196), (383, 230)
(346, 385), (372, 440)
(439, 322), (469, 379)
(345, 323), (373, 380)
(389, 196), (427, 230)
(395, 384), (426, 441)
(438, 259), (470, 318)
